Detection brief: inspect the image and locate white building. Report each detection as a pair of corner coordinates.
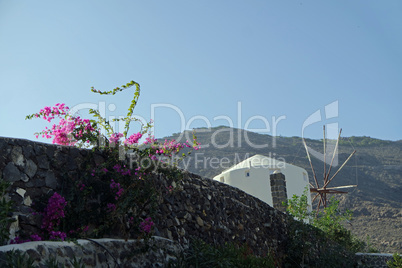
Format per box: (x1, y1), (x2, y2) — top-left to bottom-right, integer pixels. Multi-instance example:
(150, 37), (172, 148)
(212, 154), (312, 210)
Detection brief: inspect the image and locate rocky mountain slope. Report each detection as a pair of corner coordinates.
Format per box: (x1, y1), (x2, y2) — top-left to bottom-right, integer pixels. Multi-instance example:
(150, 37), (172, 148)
(162, 126), (402, 253)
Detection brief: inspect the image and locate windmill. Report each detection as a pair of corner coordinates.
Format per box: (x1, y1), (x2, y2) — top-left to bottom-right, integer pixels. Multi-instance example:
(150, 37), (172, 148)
(303, 126), (357, 214)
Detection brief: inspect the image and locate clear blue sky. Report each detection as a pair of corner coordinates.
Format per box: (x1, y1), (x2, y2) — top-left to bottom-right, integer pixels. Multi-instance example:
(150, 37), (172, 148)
(1, 0), (401, 143)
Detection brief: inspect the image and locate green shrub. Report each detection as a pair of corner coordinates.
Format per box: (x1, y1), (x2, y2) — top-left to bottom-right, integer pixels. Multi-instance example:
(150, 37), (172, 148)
(387, 253), (402, 268)
(0, 250), (35, 268)
(284, 188), (365, 253)
(283, 189), (369, 266)
(283, 188), (310, 222)
(313, 199), (365, 252)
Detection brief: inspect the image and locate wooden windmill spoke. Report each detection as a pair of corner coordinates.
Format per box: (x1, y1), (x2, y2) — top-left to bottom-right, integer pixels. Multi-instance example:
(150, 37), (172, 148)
(325, 185), (357, 190)
(307, 126), (357, 214)
(324, 129), (342, 183)
(323, 126), (327, 185)
(317, 189), (348, 194)
(312, 193), (320, 203)
(313, 185), (357, 193)
(323, 150), (356, 189)
(303, 138), (319, 189)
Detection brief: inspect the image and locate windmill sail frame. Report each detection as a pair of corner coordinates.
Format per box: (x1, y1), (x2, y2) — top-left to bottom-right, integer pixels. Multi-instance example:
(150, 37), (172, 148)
(303, 126), (357, 214)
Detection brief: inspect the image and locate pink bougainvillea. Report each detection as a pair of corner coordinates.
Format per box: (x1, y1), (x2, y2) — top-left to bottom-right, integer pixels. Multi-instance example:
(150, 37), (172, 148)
(23, 81), (201, 244)
(41, 192), (67, 233)
(124, 132), (143, 145)
(109, 132), (124, 145)
(110, 179), (124, 200)
(29, 103), (95, 146)
(139, 217), (154, 233)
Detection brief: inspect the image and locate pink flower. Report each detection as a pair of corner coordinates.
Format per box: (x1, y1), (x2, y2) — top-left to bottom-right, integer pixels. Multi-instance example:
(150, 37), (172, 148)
(139, 217), (154, 233)
(41, 192), (67, 233)
(31, 103), (96, 146)
(109, 133), (123, 145)
(10, 237), (29, 244)
(166, 185), (174, 194)
(124, 132), (143, 145)
(143, 136), (157, 145)
(110, 179), (124, 200)
(30, 234), (42, 241)
(49, 231), (67, 241)
(113, 164), (131, 176)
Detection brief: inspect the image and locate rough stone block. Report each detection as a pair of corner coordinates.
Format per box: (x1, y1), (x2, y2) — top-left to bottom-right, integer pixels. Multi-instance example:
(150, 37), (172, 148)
(11, 146), (25, 167)
(45, 171), (57, 189)
(3, 162), (22, 182)
(24, 159), (37, 178)
(36, 155), (49, 169)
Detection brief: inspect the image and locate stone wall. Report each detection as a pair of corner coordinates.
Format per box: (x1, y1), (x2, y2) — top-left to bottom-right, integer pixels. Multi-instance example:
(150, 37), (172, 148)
(1, 137), (392, 267)
(0, 236), (182, 267)
(0, 137), (98, 240)
(0, 137), (289, 260)
(153, 171), (289, 258)
(355, 253), (394, 268)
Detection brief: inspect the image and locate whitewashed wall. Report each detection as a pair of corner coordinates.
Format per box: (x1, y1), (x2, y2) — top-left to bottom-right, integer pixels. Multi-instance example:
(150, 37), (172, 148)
(213, 154), (312, 211)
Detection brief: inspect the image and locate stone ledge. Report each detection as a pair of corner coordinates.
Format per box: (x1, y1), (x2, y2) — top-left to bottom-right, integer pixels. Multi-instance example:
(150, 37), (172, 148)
(355, 252), (394, 268)
(0, 236), (183, 267)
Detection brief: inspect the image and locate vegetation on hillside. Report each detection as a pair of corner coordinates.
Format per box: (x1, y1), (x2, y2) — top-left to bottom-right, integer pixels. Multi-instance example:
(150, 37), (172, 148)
(284, 189), (376, 267)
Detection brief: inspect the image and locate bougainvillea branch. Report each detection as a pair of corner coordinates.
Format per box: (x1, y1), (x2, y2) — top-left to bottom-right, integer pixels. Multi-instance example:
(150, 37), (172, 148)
(22, 80), (200, 244)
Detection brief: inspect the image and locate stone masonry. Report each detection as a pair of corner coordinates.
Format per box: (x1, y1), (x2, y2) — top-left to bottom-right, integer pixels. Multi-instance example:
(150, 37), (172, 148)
(0, 137), (395, 267)
(270, 172), (288, 212)
(0, 137), (289, 260)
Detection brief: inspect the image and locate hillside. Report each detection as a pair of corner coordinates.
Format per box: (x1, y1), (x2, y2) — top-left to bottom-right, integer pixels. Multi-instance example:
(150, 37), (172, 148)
(163, 126), (402, 253)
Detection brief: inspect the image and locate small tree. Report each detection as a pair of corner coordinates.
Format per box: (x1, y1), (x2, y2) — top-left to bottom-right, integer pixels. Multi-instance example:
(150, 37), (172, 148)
(284, 188), (365, 253)
(387, 253), (402, 268)
(283, 187), (311, 222)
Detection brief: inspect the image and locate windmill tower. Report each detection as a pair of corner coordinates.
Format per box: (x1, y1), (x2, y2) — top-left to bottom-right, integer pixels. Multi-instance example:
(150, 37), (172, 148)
(303, 126), (357, 214)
